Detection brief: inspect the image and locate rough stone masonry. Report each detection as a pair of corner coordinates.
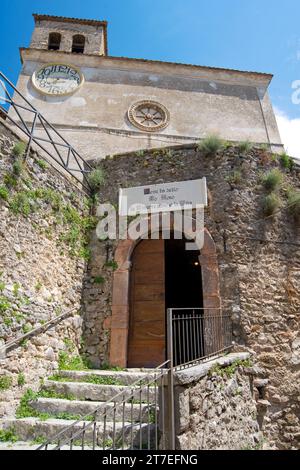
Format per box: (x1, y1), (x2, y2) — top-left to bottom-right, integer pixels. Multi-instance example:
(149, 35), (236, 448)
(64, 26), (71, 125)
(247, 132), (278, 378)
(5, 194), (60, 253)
(82, 142), (300, 450)
(0, 120), (87, 417)
(1, 117), (300, 449)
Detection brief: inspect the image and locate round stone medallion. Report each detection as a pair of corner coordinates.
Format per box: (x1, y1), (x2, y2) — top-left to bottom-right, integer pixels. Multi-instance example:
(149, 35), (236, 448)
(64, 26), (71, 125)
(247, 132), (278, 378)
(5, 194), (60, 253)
(128, 100), (170, 132)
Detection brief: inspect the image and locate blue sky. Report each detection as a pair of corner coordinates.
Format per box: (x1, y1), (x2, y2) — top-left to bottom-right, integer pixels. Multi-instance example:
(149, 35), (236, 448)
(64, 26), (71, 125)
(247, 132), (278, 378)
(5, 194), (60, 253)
(1, 0), (300, 156)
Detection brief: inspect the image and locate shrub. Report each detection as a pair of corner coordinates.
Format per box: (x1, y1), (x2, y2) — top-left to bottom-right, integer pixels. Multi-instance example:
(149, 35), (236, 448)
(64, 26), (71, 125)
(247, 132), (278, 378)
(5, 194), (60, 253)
(87, 168), (105, 191)
(238, 141), (253, 154)
(12, 141), (26, 157)
(197, 135), (224, 156)
(0, 186), (9, 201)
(0, 375), (13, 391)
(287, 190), (300, 221)
(262, 169), (283, 192)
(279, 152), (294, 171)
(263, 193), (281, 216)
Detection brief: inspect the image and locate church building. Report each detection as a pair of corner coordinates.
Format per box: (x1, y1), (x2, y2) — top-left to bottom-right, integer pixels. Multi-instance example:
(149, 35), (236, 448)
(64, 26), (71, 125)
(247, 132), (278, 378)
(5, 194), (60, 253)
(0, 13), (299, 451)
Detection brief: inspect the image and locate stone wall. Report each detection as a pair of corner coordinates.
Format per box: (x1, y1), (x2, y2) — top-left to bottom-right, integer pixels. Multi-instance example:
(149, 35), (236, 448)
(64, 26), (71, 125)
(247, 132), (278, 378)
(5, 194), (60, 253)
(30, 17), (106, 55)
(84, 142), (300, 449)
(17, 48), (283, 162)
(173, 353), (261, 450)
(0, 120), (89, 417)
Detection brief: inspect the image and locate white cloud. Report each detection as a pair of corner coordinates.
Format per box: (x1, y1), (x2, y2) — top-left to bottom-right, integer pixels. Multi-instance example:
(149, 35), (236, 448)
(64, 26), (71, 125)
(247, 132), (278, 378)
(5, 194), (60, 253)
(275, 107), (300, 160)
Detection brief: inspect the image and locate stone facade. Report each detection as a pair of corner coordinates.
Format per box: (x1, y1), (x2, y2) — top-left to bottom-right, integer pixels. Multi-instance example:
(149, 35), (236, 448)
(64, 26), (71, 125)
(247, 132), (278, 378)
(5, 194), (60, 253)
(13, 13), (283, 161)
(81, 142), (300, 449)
(0, 120), (88, 417)
(173, 353), (262, 450)
(30, 15), (107, 55)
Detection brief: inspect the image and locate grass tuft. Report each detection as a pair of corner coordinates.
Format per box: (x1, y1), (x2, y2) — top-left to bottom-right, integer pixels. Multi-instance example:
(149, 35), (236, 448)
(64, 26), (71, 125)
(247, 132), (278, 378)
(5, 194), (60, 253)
(12, 141), (26, 157)
(238, 141), (253, 154)
(263, 193), (281, 216)
(0, 375), (13, 391)
(197, 135), (224, 156)
(279, 152), (294, 171)
(0, 427), (19, 443)
(287, 190), (300, 221)
(0, 185), (9, 201)
(87, 169), (105, 192)
(262, 169), (283, 192)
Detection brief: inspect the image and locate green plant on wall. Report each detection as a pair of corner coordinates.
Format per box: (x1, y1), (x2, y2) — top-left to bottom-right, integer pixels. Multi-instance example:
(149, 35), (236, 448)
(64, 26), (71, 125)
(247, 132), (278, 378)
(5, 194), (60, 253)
(87, 168), (105, 192)
(279, 152), (294, 171)
(287, 189), (300, 222)
(197, 135), (224, 156)
(12, 141), (26, 157)
(94, 276), (105, 285)
(0, 375), (12, 391)
(104, 260), (118, 271)
(0, 427), (19, 443)
(12, 158), (24, 177)
(262, 169), (283, 192)
(226, 170), (242, 186)
(238, 141), (253, 154)
(263, 193), (281, 216)
(36, 159), (48, 170)
(0, 185), (9, 201)
(3, 173), (18, 188)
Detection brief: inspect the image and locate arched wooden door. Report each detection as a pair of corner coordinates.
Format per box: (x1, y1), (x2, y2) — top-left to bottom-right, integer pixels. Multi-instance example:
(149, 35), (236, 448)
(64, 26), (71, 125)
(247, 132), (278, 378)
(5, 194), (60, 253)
(127, 239), (165, 368)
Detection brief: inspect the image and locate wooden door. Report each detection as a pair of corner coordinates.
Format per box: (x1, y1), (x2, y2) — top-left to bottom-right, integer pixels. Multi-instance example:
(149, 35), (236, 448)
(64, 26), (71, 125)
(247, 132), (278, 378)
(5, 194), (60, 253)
(127, 239), (165, 368)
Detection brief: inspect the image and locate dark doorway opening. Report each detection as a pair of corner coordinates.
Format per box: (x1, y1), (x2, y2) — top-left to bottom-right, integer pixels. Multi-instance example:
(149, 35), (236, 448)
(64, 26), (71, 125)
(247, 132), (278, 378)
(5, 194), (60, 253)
(165, 238), (204, 366)
(127, 237), (204, 368)
(165, 238), (203, 310)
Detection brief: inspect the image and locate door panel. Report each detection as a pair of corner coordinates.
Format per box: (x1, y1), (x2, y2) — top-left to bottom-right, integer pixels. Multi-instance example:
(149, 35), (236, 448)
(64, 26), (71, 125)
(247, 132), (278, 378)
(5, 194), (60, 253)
(127, 239), (165, 368)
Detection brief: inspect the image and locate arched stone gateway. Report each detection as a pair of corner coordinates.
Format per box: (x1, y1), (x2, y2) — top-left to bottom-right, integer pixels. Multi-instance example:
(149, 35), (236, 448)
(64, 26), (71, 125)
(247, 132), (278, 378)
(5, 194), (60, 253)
(109, 221), (221, 368)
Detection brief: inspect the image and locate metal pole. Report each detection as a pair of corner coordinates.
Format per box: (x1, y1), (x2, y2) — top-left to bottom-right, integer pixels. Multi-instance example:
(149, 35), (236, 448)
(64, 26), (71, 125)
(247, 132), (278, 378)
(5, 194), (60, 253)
(167, 308), (175, 450)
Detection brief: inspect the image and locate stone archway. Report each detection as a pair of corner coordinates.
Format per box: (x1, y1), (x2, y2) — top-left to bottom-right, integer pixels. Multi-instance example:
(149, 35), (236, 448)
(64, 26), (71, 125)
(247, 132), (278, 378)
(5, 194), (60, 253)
(109, 227), (221, 367)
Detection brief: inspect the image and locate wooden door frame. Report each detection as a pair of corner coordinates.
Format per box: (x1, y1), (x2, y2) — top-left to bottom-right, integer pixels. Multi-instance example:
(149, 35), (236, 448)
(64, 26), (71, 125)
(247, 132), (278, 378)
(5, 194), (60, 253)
(109, 223), (221, 368)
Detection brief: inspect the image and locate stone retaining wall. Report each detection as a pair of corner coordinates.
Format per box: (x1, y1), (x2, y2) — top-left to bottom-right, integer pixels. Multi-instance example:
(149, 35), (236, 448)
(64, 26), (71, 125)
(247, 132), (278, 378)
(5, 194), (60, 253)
(0, 120), (88, 416)
(84, 143), (300, 449)
(173, 353), (262, 450)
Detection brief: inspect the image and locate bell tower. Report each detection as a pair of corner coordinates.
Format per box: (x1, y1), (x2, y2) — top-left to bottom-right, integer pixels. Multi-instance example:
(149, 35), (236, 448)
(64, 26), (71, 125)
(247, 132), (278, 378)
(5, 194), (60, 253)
(29, 13), (108, 56)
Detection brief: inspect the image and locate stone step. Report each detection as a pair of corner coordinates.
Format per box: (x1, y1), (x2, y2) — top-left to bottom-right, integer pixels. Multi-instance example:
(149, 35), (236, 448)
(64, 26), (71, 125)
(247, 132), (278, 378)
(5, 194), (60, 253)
(31, 398), (157, 423)
(42, 380), (157, 402)
(57, 369), (158, 386)
(0, 441), (84, 450)
(0, 418), (155, 449)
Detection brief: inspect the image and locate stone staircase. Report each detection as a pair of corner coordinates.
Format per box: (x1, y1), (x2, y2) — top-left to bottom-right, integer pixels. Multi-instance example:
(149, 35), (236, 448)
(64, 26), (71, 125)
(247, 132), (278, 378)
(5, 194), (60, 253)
(0, 368), (159, 450)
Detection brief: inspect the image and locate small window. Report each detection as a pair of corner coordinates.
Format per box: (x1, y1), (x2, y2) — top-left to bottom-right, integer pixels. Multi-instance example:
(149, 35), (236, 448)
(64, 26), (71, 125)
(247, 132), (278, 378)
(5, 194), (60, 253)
(48, 32), (61, 51)
(72, 35), (85, 54)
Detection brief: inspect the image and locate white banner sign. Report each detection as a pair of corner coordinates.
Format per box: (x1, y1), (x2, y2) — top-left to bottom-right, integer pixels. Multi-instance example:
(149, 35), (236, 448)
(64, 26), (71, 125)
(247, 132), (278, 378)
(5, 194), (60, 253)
(119, 178), (207, 216)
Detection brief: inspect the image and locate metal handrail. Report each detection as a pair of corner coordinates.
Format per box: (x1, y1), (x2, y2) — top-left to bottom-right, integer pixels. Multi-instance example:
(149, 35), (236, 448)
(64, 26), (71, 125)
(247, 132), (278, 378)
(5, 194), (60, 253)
(0, 307), (79, 356)
(167, 307), (233, 371)
(0, 71), (93, 192)
(36, 360), (172, 450)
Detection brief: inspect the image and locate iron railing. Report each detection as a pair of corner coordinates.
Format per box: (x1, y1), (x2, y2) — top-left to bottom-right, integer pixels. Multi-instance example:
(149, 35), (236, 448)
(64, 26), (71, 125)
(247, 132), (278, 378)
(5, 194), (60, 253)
(0, 307), (80, 359)
(0, 71), (92, 192)
(167, 308), (233, 370)
(36, 361), (174, 450)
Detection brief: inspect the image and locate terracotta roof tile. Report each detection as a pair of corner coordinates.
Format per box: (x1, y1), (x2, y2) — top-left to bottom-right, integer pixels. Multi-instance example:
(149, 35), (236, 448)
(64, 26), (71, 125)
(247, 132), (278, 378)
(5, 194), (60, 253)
(33, 13), (107, 27)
